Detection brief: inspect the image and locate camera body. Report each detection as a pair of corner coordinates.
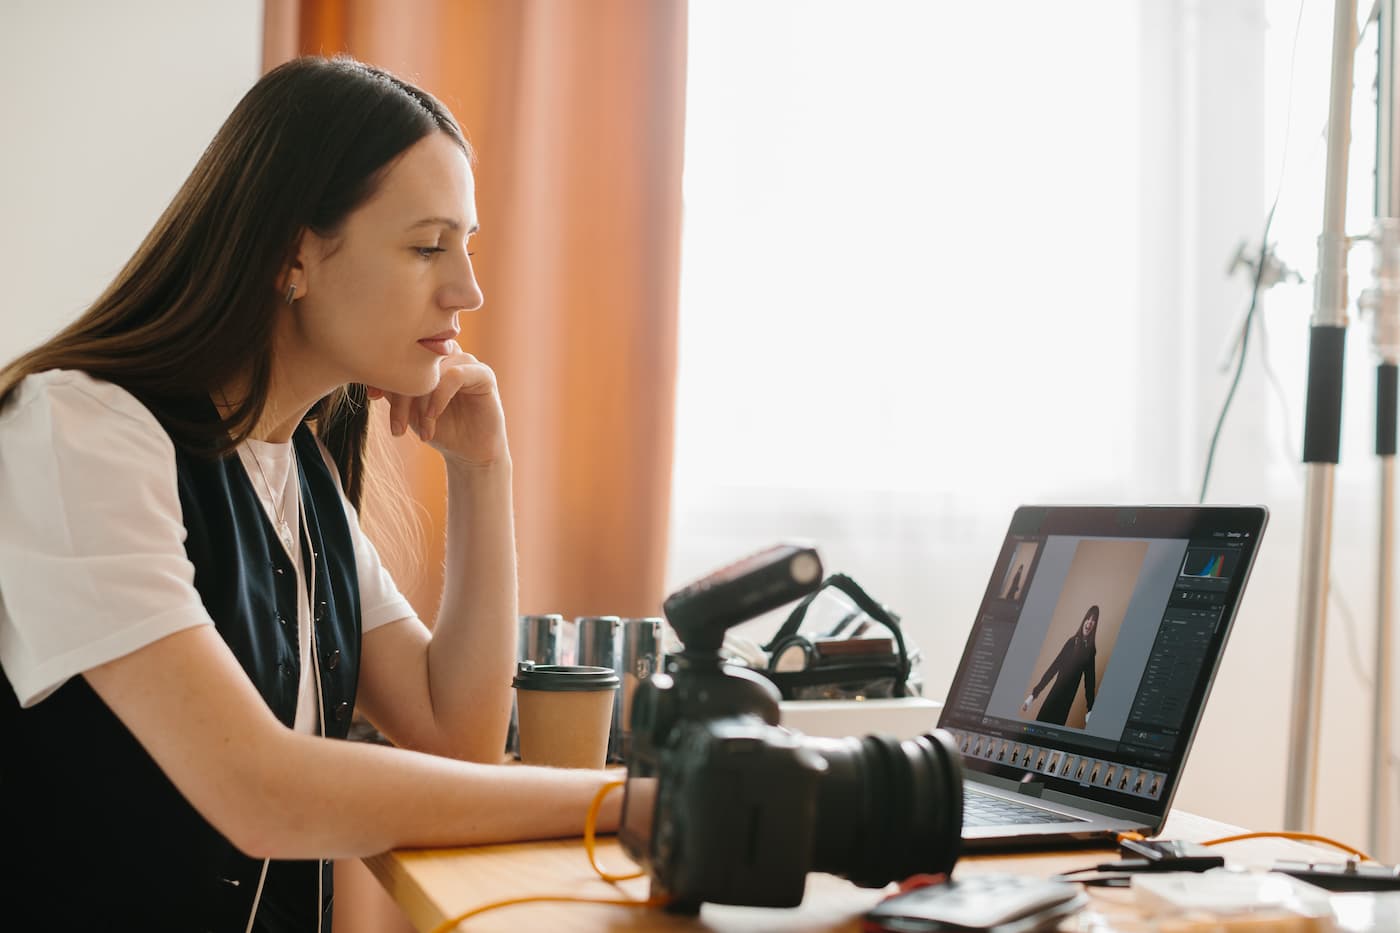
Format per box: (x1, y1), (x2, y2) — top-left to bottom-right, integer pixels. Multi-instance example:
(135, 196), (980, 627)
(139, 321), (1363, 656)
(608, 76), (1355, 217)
(619, 545), (964, 912)
(622, 657), (824, 908)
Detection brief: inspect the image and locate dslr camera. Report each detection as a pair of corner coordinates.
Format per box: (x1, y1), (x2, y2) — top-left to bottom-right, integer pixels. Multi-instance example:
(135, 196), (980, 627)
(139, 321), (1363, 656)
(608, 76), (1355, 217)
(619, 544), (965, 913)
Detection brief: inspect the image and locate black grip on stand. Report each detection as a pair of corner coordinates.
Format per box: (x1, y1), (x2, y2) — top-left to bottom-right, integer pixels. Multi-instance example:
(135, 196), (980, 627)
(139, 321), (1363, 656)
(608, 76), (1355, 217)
(1302, 326), (1347, 464)
(1379, 363), (1397, 457)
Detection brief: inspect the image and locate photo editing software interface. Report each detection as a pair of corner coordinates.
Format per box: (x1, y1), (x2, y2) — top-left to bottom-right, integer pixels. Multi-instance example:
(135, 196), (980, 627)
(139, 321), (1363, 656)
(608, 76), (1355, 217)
(939, 523), (1255, 807)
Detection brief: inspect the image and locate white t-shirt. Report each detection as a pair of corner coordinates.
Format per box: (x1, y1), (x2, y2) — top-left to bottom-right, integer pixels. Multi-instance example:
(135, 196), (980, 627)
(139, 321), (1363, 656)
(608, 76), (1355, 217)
(0, 370), (417, 730)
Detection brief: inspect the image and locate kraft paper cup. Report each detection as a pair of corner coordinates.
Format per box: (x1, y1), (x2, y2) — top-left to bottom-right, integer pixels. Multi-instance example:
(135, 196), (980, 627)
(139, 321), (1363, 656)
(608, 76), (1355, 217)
(512, 663), (619, 769)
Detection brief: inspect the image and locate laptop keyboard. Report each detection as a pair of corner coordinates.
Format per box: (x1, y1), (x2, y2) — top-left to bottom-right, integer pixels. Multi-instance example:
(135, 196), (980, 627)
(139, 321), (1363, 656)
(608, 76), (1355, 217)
(962, 787), (1086, 827)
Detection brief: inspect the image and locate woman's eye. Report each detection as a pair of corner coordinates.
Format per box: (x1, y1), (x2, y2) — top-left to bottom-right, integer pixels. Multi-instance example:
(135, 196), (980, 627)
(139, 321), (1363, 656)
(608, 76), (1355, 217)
(415, 246), (446, 258)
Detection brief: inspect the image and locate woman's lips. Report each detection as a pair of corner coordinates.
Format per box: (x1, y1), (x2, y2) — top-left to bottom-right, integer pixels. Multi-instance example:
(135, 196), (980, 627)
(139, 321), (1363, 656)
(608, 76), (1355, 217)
(418, 331), (457, 355)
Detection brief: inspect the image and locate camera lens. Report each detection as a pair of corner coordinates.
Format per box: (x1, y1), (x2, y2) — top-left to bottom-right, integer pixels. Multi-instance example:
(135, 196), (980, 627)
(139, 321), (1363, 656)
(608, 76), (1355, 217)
(806, 729), (964, 887)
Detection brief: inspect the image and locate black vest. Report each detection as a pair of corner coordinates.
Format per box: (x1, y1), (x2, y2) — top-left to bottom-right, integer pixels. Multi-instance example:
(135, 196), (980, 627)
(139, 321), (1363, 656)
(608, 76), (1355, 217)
(1, 400), (361, 932)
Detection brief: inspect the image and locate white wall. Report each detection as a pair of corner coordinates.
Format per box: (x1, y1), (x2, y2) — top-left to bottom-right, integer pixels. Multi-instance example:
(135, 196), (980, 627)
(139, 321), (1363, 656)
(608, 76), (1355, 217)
(0, 0), (262, 364)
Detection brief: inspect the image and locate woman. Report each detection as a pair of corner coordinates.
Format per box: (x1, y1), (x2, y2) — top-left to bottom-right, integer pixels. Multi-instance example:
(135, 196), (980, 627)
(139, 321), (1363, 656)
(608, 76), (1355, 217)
(1003, 564), (1024, 601)
(0, 57), (619, 931)
(1020, 605), (1099, 728)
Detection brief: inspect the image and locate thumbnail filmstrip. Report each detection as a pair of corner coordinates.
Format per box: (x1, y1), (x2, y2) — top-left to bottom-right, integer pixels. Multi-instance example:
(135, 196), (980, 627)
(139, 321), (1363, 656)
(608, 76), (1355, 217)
(949, 730), (1165, 801)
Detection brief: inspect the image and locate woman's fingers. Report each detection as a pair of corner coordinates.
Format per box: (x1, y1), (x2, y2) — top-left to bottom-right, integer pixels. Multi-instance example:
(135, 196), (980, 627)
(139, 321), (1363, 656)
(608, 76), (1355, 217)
(386, 391), (414, 436)
(412, 393), (435, 441)
(376, 348), (496, 444)
(421, 355), (494, 443)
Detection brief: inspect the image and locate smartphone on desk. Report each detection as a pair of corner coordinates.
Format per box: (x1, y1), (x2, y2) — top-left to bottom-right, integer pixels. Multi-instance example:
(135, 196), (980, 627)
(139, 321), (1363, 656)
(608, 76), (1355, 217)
(863, 873), (1086, 933)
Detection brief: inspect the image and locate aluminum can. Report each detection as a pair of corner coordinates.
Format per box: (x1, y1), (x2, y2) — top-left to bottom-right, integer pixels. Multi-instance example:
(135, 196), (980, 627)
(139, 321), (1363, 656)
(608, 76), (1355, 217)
(507, 614), (567, 756)
(575, 616), (623, 762)
(619, 618), (663, 760)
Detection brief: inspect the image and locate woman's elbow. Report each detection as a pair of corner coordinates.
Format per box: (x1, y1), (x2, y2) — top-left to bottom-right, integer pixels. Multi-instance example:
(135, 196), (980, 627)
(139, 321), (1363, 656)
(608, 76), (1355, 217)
(436, 731), (507, 764)
(194, 783), (288, 859)
(226, 819), (284, 861)
(199, 739), (306, 859)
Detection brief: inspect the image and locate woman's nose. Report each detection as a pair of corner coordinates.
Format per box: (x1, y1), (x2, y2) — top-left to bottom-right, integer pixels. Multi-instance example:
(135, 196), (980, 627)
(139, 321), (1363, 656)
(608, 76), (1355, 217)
(442, 252), (484, 312)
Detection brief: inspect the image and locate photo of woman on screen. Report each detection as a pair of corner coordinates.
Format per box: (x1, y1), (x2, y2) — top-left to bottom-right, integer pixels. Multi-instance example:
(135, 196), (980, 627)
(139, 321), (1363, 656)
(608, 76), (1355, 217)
(1020, 605), (1099, 726)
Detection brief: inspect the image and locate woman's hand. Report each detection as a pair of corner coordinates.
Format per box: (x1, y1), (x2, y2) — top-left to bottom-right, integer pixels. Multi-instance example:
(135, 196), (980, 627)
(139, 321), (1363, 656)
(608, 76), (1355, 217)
(370, 344), (509, 468)
(1020, 694), (1034, 712)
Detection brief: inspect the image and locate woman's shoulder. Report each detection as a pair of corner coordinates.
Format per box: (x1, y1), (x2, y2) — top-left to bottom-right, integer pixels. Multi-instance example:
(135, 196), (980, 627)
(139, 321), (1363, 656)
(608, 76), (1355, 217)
(3, 369), (168, 436)
(1, 369), (176, 470)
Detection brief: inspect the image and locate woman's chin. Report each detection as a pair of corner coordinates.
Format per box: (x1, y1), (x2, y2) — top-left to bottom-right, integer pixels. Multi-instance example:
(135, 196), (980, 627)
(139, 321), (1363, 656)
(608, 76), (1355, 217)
(370, 368), (441, 399)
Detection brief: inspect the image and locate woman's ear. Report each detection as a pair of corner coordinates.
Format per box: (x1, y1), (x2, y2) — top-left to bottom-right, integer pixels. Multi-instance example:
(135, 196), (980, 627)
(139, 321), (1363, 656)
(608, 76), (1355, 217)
(276, 229), (313, 303)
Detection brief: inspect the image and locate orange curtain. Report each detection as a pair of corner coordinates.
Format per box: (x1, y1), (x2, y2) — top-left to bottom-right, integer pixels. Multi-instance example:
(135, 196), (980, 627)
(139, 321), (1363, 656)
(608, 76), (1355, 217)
(264, 0), (687, 623)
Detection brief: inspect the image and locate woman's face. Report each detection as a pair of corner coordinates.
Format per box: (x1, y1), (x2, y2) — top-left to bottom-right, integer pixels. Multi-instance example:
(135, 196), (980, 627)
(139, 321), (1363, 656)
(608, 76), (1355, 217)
(287, 131), (482, 398)
(1081, 615), (1097, 637)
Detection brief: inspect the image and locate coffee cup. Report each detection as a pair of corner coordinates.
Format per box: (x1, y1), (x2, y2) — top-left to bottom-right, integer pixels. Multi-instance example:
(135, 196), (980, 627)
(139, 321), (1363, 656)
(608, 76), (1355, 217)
(512, 662), (620, 769)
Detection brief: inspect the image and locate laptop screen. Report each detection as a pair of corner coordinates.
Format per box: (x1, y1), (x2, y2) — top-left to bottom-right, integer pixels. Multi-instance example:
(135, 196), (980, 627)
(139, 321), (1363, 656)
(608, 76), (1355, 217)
(937, 505), (1268, 815)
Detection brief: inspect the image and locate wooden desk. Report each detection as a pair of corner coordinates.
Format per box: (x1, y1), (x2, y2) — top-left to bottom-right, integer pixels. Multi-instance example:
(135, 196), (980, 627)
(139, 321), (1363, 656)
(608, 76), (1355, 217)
(365, 810), (1336, 933)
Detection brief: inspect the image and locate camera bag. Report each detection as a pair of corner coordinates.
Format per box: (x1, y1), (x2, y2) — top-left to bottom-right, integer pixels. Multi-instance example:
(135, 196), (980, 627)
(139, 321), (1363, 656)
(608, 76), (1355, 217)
(759, 574), (918, 701)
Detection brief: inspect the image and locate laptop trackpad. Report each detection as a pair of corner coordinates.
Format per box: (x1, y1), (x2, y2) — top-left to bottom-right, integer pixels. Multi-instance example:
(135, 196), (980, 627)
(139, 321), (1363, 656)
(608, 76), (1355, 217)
(962, 788), (1087, 827)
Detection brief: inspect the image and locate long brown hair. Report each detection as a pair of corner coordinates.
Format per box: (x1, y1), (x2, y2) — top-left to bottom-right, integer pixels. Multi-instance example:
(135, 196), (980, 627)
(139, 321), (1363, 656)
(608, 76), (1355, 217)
(0, 56), (468, 508)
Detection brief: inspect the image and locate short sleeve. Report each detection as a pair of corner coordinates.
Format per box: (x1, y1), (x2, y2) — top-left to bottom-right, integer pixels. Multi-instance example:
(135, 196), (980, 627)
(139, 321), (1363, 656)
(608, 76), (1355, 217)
(0, 371), (213, 707)
(314, 442), (417, 634)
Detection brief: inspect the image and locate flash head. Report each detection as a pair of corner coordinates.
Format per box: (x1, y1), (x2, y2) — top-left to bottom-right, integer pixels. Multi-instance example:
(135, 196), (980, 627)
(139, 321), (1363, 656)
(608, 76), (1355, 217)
(662, 544), (823, 656)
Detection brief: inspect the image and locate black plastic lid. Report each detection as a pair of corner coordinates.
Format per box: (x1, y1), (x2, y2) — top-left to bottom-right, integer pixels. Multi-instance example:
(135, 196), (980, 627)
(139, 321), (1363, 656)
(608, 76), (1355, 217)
(512, 662), (620, 692)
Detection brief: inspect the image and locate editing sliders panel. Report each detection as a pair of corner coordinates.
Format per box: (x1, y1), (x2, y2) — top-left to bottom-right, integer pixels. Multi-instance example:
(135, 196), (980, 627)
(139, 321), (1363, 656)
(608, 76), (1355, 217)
(1116, 534), (1240, 762)
(1119, 606), (1218, 759)
(946, 728), (1166, 802)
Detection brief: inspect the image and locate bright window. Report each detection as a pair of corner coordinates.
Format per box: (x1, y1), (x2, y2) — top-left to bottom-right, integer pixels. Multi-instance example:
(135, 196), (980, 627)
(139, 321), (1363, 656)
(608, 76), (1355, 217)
(669, 0), (1390, 847)
(674, 1), (1142, 500)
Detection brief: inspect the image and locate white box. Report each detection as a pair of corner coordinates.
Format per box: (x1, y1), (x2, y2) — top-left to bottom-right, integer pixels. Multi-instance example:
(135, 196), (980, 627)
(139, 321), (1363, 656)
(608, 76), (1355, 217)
(778, 697), (944, 739)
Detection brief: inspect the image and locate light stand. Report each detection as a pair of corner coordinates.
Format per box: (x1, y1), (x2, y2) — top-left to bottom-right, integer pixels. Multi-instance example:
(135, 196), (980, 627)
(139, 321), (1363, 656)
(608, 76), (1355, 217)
(1361, 0), (1400, 858)
(1362, 217), (1399, 858)
(1286, 0), (1357, 833)
(1288, 0), (1400, 846)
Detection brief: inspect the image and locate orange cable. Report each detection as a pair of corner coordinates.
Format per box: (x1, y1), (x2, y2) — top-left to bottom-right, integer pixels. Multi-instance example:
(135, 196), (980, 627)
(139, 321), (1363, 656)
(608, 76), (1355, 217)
(427, 779), (665, 932)
(1199, 831), (1373, 862)
(429, 893), (671, 933)
(584, 779), (646, 882)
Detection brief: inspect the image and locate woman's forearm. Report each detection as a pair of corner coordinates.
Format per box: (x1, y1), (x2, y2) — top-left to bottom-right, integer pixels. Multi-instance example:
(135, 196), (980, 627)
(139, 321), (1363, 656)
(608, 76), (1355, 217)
(423, 457), (518, 761)
(245, 730), (619, 859)
(86, 624), (615, 863)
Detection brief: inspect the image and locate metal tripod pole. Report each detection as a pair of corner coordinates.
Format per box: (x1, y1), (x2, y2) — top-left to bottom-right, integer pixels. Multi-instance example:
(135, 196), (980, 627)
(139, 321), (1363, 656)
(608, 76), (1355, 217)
(1371, 343), (1397, 859)
(1286, 0), (1357, 833)
(1364, 0), (1400, 860)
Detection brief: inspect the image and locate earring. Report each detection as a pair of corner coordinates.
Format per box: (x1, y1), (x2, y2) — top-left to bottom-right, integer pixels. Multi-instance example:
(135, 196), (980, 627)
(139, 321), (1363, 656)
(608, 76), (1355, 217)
(285, 283), (297, 305)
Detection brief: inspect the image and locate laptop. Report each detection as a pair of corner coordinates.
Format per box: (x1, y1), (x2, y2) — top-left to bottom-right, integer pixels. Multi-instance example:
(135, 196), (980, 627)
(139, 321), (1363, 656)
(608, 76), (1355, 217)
(935, 505), (1268, 851)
